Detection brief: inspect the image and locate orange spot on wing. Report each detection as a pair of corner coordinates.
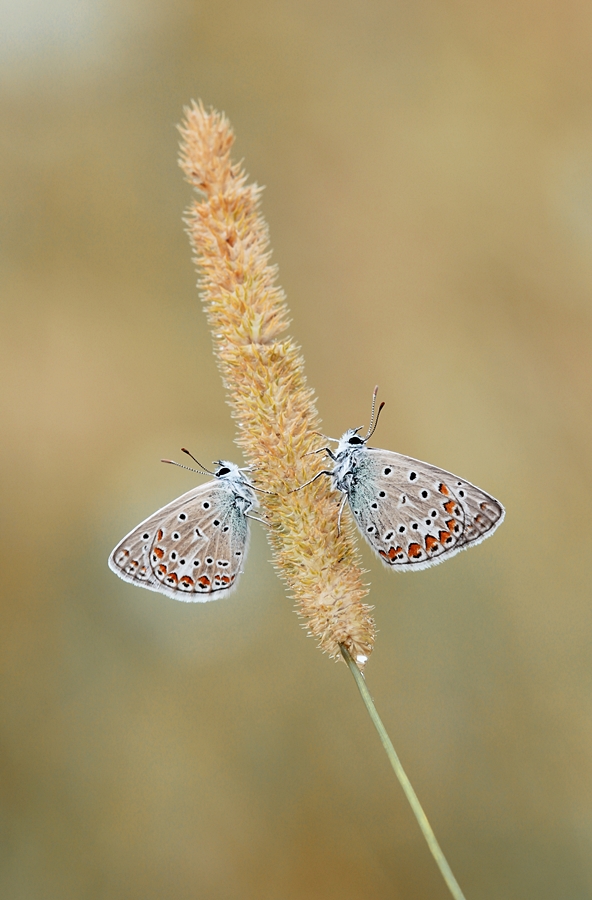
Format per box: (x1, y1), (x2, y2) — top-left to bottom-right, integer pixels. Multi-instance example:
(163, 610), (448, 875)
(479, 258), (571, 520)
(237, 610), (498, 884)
(439, 483), (450, 496)
(480, 502), (488, 510)
(165, 573), (178, 584)
(157, 529), (164, 541)
(220, 575), (231, 585)
(179, 576), (194, 587)
(443, 500), (456, 514)
(408, 542), (423, 559)
(425, 535), (439, 552)
(381, 546), (404, 562)
(157, 564), (167, 575)
(446, 518), (457, 531)
(198, 575), (211, 588)
(439, 530), (452, 544)
(152, 546), (164, 559)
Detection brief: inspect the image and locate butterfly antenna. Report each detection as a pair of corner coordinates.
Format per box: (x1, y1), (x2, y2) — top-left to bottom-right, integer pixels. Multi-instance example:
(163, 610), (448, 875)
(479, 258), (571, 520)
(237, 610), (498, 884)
(365, 385), (385, 441)
(181, 447), (215, 474)
(161, 459), (213, 476)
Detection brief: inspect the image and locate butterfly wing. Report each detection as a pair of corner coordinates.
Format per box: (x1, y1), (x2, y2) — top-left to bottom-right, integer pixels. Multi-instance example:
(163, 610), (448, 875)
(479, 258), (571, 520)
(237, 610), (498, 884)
(108, 480), (249, 601)
(347, 448), (504, 571)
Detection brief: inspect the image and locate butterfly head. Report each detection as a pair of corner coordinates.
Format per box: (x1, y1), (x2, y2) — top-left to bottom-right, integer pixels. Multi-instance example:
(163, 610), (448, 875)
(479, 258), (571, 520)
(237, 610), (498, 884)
(336, 427), (367, 455)
(213, 460), (241, 479)
(213, 461), (261, 503)
(335, 387), (386, 454)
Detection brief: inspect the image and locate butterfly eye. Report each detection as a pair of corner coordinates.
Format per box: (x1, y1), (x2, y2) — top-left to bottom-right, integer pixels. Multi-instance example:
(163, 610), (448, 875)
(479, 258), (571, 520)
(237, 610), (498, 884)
(217, 467), (231, 476)
(348, 436), (364, 445)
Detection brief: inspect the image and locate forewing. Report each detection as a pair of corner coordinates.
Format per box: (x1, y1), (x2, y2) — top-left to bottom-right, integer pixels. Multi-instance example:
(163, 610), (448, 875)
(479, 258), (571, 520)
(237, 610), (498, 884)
(108, 481), (249, 601)
(348, 448), (504, 571)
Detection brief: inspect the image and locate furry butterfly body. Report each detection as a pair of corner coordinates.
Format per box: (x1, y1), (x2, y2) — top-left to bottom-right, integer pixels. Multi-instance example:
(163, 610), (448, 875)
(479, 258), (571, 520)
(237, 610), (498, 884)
(108, 461), (257, 601)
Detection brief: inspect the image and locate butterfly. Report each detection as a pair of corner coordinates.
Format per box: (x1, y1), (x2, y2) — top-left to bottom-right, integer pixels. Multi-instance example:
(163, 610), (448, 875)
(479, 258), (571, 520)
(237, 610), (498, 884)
(108, 452), (265, 601)
(299, 389), (505, 571)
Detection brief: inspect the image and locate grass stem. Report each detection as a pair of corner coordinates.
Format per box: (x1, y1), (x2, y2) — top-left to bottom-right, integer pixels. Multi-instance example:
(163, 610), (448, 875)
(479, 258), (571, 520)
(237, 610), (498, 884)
(340, 644), (467, 900)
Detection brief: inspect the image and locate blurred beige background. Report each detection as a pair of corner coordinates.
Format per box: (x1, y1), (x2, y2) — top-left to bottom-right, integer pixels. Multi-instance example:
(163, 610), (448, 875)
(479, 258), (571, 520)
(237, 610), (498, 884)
(2, 1), (592, 897)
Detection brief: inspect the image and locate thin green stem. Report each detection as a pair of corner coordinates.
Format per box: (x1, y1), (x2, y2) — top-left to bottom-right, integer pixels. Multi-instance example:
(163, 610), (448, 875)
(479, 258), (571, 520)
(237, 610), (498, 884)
(340, 644), (467, 900)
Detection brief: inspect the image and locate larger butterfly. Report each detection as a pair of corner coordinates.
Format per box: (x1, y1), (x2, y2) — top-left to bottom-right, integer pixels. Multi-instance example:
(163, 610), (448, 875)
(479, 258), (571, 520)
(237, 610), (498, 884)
(302, 389), (505, 571)
(108, 454), (263, 601)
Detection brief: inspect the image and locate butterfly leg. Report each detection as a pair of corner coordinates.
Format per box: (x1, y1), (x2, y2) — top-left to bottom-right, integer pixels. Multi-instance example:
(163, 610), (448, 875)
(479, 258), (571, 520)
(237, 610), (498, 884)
(302, 446), (338, 461)
(336, 493), (348, 537)
(289, 470), (332, 493)
(245, 512), (276, 528)
(246, 483), (277, 496)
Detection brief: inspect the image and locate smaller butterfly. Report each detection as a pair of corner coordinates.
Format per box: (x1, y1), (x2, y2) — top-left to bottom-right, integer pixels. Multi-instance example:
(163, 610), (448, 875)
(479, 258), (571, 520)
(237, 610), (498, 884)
(108, 450), (267, 601)
(299, 389), (505, 571)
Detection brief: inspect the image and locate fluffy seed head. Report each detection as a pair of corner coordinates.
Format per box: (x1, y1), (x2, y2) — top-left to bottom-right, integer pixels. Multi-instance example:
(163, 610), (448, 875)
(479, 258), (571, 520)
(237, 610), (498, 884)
(178, 101), (375, 664)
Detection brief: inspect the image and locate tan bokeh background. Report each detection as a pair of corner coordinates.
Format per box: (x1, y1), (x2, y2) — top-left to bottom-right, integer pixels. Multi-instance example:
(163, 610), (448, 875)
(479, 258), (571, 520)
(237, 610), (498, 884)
(2, 1), (592, 897)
